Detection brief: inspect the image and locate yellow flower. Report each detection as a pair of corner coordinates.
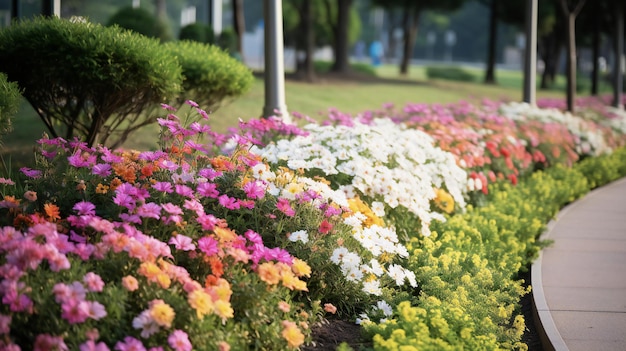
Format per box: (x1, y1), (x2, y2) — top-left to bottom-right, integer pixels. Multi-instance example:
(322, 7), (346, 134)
(291, 258), (311, 278)
(213, 300), (234, 323)
(188, 289), (214, 319)
(150, 300), (175, 328)
(433, 188), (455, 214)
(281, 321), (305, 349)
(95, 183), (109, 194)
(213, 278), (232, 301)
(346, 197), (384, 227)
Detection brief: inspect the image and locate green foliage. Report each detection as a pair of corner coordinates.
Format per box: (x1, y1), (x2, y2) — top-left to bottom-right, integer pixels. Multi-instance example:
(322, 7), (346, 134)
(0, 73), (21, 142)
(217, 28), (239, 55)
(314, 61), (378, 76)
(179, 23), (215, 44)
(0, 16), (182, 148)
(164, 41), (253, 111)
(106, 6), (173, 42)
(425, 66), (476, 82)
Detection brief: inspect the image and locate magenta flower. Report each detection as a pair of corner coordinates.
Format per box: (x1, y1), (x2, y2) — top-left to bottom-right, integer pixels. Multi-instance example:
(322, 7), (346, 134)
(183, 199), (203, 215)
(198, 168), (221, 180)
(86, 301), (107, 320)
(276, 198), (295, 217)
(198, 236), (219, 256)
(243, 180), (266, 200)
(161, 103), (177, 111)
(168, 330), (192, 351)
(158, 159), (179, 172)
(161, 203), (183, 215)
(83, 272), (105, 292)
(152, 182), (174, 193)
(218, 195), (240, 210)
(92, 163), (112, 177)
(0, 314), (11, 334)
(196, 182), (219, 198)
(113, 193), (136, 211)
(169, 234), (196, 251)
(19, 167), (42, 178)
(73, 201), (96, 216)
(245, 230), (263, 245)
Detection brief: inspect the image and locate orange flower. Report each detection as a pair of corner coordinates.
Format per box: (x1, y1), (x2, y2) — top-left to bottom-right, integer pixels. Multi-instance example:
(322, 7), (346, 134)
(214, 227), (237, 243)
(109, 178), (122, 191)
(208, 256), (224, 277)
(43, 203), (61, 221)
(257, 262), (281, 285)
(291, 258), (311, 278)
(95, 184), (109, 194)
(324, 303), (337, 314)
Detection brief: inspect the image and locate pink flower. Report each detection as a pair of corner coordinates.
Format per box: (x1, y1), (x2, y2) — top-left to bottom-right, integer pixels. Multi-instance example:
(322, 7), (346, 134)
(122, 276), (139, 292)
(218, 195), (240, 210)
(244, 230), (263, 245)
(196, 213), (219, 230)
(114, 336), (146, 351)
(169, 234), (196, 251)
(0, 177), (15, 185)
(198, 236), (219, 256)
(80, 340), (110, 351)
(196, 182), (219, 198)
(136, 203), (161, 220)
(183, 199), (203, 214)
(34, 334), (68, 351)
(113, 193), (136, 211)
(83, 272), (105, 292)
(276, 198), (295, 217)
(158, 160), (179, 172)
(198, 168), (221, 180)
(61, 299), (90, 324)
(152, 182), (174, 193)
(161, 203), (183, 215)
(243, 180), (266, 200)
(175, 184), (194, 198)
(0, 314), (11, 334)
(168, 330), (192, 351)
(87, 301), (107, 320)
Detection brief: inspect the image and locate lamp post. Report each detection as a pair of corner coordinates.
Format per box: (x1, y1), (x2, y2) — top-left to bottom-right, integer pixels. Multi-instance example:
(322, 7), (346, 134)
(523, 0), (537, 105)
(262, 0), (289, 121)
(444, 30), (456, 62)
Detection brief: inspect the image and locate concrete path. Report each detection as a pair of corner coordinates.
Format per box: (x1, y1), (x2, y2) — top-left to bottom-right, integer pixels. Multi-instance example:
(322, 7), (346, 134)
(532, 177), (626, 351)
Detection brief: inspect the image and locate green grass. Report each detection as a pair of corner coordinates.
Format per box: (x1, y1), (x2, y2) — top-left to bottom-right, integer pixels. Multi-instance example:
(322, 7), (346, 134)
(0, 62), (593, 170)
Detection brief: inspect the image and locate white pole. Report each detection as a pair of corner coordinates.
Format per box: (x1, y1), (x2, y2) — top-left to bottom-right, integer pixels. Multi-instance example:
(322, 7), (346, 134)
(212, 0), (222, 36)
(262, 0), (289, 121)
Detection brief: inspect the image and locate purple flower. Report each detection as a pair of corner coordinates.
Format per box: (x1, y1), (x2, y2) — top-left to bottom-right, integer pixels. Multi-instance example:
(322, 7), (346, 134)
(73, 201), (96, 216)
(152, 182), (173, 193)
(113, 193), (136, 211)
(136, 203), (161, 219)
(198, 168), (221, 180)
(196, 213), (219, 230)
(92, 164), (112, 177)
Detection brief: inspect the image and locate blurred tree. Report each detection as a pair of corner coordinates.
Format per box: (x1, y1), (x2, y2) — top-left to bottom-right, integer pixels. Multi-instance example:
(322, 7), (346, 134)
(558, 0), (587, 112)
(233, 0), (245, 61)
(372, 0), (465, 76)
(107, 6), (173, 41)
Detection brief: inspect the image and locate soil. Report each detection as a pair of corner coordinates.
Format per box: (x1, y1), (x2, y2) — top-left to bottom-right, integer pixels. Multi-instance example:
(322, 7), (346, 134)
(305, 270), (544, 351)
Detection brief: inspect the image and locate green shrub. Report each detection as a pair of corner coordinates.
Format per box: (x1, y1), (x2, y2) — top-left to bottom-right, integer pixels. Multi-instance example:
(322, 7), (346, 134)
(164, 40), (254, 111)
(0, 72), (21, 142)
(425, 66), (476, 82)
(179, 23), (215, 44)
(314, 60), (377, 76)
(107, 6), (173, 42)
(0, 16), (182, 147)
(217, 28), (239, 55)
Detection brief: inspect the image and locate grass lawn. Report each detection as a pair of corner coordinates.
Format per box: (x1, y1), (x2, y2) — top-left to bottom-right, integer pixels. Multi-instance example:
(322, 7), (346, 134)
(0, 62), (595, 169)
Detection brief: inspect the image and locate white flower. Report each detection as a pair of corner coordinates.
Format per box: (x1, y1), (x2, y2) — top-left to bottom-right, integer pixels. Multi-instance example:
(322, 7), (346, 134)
(376, 300), (394, 317)
(371, 201), (385, 217)
(387, 264), (407, 286)
(362, 280), (382, 296)
(330, 247), (350, 265)
(288, 230), (309, 244)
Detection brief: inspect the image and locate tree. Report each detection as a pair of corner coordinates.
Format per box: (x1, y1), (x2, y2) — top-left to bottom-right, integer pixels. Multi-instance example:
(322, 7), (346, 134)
(331, 0), (353, 72)
(0, 17), (182, 147)
(481, 0), (498, 84)
(558, 0), (587, 112)
(372, 0), (464, 76)
(232, 0), (245, 60)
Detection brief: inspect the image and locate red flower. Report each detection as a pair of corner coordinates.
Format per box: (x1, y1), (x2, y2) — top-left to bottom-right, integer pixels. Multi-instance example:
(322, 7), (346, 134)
(318, 220), (333, 235)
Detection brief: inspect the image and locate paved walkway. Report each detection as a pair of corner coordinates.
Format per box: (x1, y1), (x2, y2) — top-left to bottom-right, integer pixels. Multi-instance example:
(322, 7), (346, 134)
(532, 177), (626, 351)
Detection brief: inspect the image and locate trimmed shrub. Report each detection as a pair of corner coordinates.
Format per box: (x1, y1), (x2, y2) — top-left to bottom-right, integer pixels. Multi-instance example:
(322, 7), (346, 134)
(107, 6), (173, 42)
(425, 66), (476, 82)
(179, 23), (215, 44)
(0, 16), (182, 147)
(164, 40), (254, 111)
(0, 72), (21, 142)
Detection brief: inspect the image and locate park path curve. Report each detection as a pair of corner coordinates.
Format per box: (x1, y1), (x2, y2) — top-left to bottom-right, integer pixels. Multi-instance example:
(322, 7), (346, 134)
(531, 177), (626, 351)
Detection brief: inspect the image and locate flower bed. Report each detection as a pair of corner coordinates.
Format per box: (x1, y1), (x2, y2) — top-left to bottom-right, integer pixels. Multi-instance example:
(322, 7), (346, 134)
(1, 96), (625, 350)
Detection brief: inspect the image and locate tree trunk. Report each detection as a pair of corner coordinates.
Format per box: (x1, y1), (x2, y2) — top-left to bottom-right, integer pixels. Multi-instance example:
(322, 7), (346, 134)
(613, 1), (624, 108)
(539, 31), (560, 89)
(233, 0), (245, 60)
(559, 0), (586, 112)
(332, 0), (352, 73)
(590, 9), (600, 95)
(155, 0), (167, 20)
(303, 0), (316, 82)
(400, 5), (420, 76)
(484, 0), (498, 84)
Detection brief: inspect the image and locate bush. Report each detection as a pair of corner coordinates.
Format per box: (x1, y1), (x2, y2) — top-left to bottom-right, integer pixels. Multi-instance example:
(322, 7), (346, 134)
(179, 23), (215, 44)
(164, 40), (254, 112)
(0, 16), (182, 148)
(107, 6), (173, 42)
(425, 66), (476, 82)
(0, 72), (21, 142)
(217, 28), (239, 56)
